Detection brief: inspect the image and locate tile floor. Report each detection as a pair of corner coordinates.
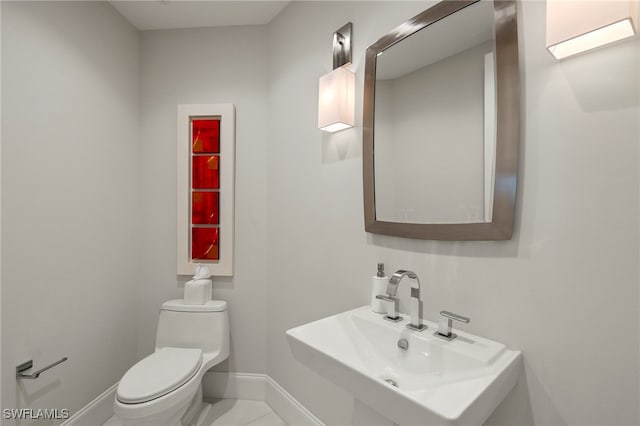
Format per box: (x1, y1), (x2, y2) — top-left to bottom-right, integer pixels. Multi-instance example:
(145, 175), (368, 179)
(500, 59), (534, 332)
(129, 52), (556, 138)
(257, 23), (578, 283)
(103, 399), (287, 426)
(197, 399), (287, 426)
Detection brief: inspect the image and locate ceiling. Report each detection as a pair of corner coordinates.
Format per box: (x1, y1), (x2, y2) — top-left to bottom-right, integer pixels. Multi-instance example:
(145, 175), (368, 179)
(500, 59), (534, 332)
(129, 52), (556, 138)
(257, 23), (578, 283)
(109, 1), (290, 31)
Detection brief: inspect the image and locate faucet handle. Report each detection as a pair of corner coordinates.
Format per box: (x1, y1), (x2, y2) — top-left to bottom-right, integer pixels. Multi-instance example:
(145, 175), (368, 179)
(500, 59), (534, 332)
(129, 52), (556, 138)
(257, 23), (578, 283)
(434, 311), (470, 341)
(376, 295), (402, 323)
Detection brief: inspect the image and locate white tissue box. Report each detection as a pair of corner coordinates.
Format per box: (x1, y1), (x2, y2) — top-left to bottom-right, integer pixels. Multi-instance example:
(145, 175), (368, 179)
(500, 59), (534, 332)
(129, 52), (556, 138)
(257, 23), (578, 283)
(184, 279), (212, 305)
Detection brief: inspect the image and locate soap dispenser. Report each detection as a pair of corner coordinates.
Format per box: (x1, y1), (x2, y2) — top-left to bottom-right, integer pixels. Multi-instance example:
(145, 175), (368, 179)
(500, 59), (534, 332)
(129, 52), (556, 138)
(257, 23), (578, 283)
(371, 263), (388, 314)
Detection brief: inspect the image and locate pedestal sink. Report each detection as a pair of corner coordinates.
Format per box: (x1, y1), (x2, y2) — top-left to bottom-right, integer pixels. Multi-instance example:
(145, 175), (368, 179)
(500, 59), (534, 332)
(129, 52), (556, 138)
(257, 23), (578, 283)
(286, 307), (522, 426)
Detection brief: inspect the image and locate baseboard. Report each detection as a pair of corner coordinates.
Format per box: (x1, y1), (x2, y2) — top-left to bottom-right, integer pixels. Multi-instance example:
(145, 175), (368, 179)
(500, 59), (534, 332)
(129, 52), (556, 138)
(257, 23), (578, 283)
(264, 376), (324, 426)
(202, 371), (266, 401)
(203, 372), (324, 426)
(61, 382), (117, 426)
(63, 373), (323, 426)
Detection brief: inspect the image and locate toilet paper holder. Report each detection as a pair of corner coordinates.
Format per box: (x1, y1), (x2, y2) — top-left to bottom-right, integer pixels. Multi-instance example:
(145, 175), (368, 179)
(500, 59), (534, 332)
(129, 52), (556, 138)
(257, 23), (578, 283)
(16, 357), (68, 379)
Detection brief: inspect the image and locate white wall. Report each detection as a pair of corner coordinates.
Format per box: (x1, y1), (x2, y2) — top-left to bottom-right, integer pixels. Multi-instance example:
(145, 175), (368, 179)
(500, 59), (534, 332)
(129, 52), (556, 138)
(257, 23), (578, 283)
(1, 3), (271, 417)
(267, 2), (639, 426)
(138, 25), (269, 374)
(0, 0), (3, 410)
(1, 2), (638, 426)
(0, 0), (3, 409)
(1, 0), (140, 421)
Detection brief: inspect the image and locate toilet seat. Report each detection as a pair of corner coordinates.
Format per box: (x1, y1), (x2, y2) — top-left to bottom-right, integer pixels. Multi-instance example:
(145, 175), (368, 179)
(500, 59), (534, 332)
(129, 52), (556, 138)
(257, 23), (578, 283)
(117, 347), (203, 404)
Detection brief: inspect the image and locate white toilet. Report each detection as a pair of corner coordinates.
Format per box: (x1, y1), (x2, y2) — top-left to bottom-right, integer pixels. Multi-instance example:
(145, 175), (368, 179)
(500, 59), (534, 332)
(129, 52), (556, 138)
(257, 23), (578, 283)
(113, 299), (230, 426)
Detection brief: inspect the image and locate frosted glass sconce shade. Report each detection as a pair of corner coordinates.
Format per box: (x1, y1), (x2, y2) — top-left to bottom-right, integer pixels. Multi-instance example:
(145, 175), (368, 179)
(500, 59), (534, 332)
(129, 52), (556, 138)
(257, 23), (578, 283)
(546, 0), (638, 60)
(318, 66), (355, 133)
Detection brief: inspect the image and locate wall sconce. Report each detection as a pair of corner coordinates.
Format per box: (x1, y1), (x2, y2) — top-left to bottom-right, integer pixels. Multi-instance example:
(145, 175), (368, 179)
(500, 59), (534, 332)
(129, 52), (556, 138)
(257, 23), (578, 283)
(318, 22), (354, 133)
(546, 0), (638, 60)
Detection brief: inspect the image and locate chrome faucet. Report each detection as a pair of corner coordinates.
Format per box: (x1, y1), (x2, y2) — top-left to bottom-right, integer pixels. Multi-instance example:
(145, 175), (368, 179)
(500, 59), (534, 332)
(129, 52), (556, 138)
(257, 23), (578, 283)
(377, 270), (427, 332)
(375, 294), (400, 321)
(434, 311), (470, 341)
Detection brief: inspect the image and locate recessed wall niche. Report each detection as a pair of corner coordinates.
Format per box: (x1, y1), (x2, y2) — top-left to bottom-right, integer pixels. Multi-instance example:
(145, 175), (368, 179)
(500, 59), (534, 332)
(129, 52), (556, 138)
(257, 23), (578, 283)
(177, 104), (235, 276)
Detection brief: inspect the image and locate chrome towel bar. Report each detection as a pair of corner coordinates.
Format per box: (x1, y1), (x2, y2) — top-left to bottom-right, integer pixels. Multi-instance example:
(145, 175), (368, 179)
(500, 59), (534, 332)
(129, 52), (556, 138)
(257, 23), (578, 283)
(16, 357), (68, 379)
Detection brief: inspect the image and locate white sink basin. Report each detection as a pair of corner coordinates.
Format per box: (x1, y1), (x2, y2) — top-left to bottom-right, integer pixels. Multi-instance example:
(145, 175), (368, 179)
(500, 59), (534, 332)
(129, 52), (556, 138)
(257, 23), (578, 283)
(286, 306), (521, 426)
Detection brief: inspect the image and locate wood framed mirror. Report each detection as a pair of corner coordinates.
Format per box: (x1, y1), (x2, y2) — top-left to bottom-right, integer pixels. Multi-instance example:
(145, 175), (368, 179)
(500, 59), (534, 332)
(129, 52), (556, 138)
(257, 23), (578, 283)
(363, 0), (520, 240)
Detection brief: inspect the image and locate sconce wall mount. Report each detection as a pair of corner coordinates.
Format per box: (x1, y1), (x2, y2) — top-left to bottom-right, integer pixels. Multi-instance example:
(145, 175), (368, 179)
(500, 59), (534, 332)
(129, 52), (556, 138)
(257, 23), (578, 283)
(318, 22), (355, 133)
(333, 22), (352, 69)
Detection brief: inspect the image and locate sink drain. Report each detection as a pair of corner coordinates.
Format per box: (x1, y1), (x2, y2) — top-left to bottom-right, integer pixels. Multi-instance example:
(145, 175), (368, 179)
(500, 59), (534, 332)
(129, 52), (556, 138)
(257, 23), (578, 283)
(384, 378), (398, 388)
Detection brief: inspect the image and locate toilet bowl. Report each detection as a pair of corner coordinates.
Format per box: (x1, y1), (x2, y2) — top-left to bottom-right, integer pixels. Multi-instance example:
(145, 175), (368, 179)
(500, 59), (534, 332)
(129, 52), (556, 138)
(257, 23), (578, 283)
(114, 299), (230, 426)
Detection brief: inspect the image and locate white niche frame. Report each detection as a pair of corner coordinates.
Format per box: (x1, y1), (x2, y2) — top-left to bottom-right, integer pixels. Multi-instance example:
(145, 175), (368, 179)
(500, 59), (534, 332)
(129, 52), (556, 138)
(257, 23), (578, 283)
(177, 104), (235, 276)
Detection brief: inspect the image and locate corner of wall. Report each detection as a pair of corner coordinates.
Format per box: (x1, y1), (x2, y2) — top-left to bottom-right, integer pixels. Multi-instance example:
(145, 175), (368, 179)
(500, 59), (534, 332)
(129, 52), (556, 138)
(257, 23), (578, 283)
(0, 0), (3, 410)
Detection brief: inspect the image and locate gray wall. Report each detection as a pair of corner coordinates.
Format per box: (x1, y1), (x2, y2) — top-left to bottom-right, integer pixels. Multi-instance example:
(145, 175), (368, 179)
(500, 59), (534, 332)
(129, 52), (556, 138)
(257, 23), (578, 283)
(1, 2), (638, 426)
(266, 2), (639, 426)
(1, 1), (140, 420)
(138, 25), (269, 374)
(0, 0), (3, 409)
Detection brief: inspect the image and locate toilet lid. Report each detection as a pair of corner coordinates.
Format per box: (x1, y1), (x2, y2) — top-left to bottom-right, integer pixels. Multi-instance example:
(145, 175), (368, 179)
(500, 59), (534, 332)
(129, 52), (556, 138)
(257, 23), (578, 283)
(117, 347), (202, 404)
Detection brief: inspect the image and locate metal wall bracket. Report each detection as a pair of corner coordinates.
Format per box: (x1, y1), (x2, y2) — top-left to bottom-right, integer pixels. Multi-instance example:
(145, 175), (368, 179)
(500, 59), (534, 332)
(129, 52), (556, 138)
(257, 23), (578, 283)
(333, 22), (352, 69)
(16, 357), (68, 379)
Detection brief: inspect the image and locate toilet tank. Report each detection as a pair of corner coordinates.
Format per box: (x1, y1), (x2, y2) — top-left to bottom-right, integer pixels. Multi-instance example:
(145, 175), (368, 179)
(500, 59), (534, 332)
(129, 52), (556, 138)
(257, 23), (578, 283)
(155, 299), (229, 356)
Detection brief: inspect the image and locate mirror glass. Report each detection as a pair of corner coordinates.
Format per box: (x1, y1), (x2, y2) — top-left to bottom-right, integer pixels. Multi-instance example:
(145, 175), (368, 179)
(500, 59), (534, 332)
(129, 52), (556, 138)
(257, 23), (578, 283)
(363, 0), (519, 240)
(373, 1), (496, 224)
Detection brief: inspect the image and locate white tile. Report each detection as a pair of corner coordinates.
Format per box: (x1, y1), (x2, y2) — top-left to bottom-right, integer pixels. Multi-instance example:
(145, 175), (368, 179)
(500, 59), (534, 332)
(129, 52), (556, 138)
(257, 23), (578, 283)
(245, 412), (288, 426)
(102, 399), (287, 426)
(197, 399), (273, 426)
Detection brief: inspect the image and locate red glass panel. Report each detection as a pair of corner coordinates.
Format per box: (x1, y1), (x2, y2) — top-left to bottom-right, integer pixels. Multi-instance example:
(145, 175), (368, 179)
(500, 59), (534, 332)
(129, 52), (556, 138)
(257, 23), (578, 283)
(192, 119), (220, 153)
(192, 155), (220, 189)
(192, 191), (219, 224)
(192, 227), (219, 261)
